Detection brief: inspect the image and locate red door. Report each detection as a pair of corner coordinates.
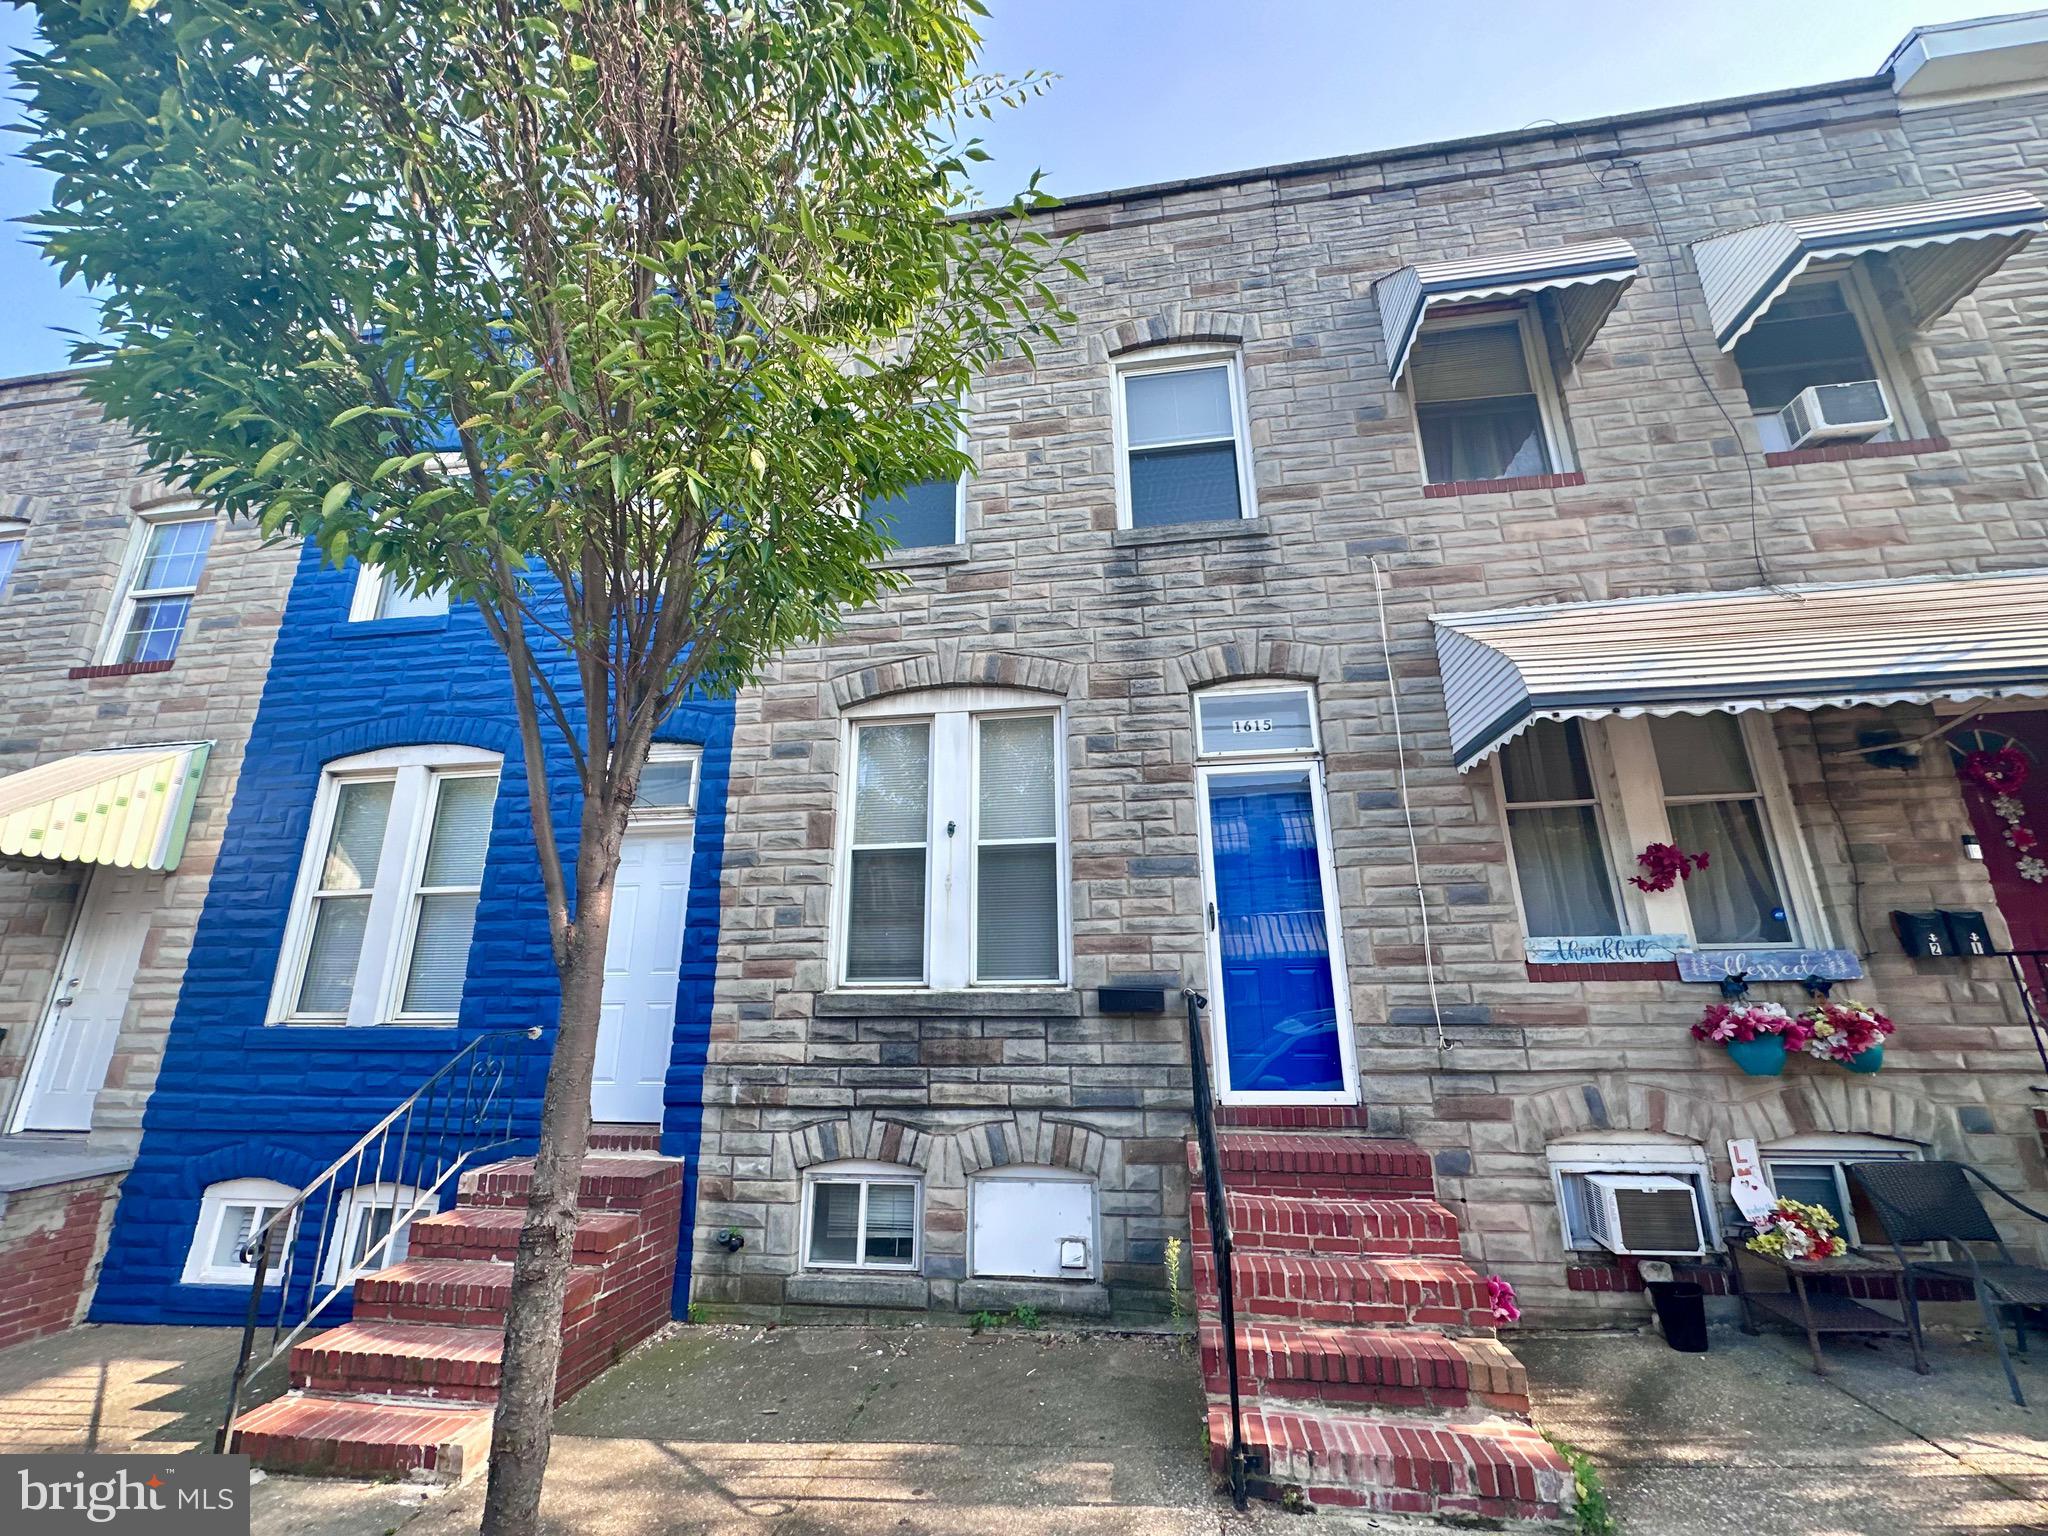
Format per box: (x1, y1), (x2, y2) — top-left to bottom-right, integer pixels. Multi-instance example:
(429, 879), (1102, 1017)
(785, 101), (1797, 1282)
(1952, 714), (2048, 1005)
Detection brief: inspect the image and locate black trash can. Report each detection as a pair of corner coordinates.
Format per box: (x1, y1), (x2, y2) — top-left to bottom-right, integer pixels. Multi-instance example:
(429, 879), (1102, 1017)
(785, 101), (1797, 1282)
(1647, 1280), (1709, 1352)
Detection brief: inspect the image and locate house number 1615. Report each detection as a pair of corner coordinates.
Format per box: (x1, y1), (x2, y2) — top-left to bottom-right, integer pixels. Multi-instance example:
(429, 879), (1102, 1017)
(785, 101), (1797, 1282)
(1231, 718), (1274, 733)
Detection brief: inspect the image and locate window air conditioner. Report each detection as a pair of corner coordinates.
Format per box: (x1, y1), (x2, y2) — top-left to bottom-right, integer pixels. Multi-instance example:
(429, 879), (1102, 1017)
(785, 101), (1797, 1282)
(1777, 380), (1892, 449)
(1580, 1174), (1706, 1256)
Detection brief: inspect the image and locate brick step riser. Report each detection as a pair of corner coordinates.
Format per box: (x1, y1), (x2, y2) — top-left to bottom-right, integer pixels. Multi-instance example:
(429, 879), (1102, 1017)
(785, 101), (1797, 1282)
(1199, 1339), (1530, 1416)
(1207, 1373), (1529, 1415)
(293, 1364), (501, 1405)
(458, 1164), (679, 1214)
(1221, 1171), (1436, 1199)
(1191, 1207), (1463, 1259)
(1193, 1268), (1496, 1333)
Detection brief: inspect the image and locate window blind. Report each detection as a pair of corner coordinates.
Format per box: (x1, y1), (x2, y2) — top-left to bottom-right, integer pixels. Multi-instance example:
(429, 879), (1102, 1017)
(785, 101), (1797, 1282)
(1410, 321), (1533, 403)
(977, 717), (1059, 981)
(847, 723), (931, 982)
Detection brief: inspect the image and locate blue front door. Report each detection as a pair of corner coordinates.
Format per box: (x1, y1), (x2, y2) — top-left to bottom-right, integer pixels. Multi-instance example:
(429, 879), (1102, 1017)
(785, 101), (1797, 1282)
(1203, 767), (1350, 1098)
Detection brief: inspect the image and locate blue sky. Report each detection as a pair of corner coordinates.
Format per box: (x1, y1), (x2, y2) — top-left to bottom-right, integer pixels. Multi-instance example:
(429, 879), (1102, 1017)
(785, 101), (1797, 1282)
(0, 0), (2017, 377)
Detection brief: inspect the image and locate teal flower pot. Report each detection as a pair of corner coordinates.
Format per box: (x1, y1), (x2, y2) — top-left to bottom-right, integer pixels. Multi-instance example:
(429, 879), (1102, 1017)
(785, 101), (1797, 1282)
(1725, 1035), (1788, 1077)
(1845, 1044), (1885, 1074)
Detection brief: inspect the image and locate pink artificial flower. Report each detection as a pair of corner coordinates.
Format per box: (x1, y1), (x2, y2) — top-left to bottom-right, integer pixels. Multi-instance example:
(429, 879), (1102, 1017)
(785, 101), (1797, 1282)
(1487, 1274), (1521, 1325)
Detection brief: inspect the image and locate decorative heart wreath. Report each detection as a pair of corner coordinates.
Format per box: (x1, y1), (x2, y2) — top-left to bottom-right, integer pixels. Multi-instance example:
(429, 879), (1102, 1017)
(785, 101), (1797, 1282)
(1963, 746), (2030, 794)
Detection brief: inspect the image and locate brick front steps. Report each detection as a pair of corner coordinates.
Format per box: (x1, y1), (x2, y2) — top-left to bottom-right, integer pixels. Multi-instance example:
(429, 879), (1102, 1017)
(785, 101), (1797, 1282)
(1188, 1131), (1570, 1522)
(229, 1152), (681, 1484)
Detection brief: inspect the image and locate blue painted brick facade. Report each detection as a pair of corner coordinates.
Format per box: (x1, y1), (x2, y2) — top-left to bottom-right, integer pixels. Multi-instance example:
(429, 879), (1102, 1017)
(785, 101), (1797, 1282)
(92, 540), (731, 1325)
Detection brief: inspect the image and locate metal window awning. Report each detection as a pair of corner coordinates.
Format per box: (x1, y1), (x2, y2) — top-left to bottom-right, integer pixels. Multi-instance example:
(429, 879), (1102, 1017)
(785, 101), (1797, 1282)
(1431, 571), (2048, 772)
(1691, 188), (2048, 350)
(0, 743), (212, 871)
(1374, 238), (1640, 383)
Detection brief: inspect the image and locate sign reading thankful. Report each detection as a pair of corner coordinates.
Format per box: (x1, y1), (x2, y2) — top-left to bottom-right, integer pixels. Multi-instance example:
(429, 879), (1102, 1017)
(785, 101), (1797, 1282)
(1524, 934), (1688, 965)
(1676, 948), (1863, 983)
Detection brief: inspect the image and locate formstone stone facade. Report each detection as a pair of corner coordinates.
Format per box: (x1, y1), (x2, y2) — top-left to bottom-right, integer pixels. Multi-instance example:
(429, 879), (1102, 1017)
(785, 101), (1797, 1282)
(696, 62), (2048, 1321)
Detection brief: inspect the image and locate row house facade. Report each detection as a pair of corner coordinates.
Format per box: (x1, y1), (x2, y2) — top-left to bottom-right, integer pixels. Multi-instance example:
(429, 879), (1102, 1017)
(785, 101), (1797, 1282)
(693, 15), (2048, 1328)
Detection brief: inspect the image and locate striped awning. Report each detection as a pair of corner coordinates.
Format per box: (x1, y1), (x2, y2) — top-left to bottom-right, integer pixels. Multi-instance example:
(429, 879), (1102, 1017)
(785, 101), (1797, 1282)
(1691, 188), (2047, 349)
(1374, 238), (1640, 383)
(1431, 572), (2048, 772)
(0, 744), (212, 871)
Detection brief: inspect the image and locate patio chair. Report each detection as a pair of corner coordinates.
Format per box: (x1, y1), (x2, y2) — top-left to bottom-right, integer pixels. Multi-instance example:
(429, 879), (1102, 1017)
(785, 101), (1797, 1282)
(1848, 1160), (2048, 1406)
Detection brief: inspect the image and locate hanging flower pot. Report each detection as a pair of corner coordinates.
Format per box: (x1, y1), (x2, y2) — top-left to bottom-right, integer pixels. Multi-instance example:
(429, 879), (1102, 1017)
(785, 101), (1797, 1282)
(1693, 1001), (1796, 1076)
(1792, 999), (1895, 1073)
(1725, 1034), (1789, 1076)
(1845, 1043), (1885, 1074)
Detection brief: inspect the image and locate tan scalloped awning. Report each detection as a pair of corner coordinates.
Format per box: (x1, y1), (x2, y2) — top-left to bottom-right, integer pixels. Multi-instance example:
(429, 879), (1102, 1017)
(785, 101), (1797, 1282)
(0, 744), (212, 871)
(1432, 572), (2048, 772)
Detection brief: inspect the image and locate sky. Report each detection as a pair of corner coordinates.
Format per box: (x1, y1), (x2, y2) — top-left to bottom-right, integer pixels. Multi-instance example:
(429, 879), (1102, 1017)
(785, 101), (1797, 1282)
(0, 0), (2021, 377)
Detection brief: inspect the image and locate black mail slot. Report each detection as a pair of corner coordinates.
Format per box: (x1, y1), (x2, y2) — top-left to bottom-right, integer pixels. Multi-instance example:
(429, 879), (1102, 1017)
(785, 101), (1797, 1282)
(1940, 909), (1996, 957)
(1892, 910), (1950, 959)
(1097, 986), (1169, 1015)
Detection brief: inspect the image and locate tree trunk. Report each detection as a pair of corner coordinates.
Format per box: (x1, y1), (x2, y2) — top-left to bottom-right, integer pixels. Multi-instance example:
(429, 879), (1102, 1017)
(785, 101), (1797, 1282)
(480, 857), (618, 1536)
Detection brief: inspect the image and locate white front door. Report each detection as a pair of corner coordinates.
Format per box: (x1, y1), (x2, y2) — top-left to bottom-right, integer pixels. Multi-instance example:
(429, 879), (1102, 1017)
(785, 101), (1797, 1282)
(15, 869), (156, 1132)
(590, 827), (694, 1123)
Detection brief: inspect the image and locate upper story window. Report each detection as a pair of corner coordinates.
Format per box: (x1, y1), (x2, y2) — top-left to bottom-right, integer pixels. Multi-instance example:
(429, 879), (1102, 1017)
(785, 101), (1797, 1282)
(839, 687), (1066, 989)
(0, 530), (21, 598)
(349, 563), (450, 622)
(1409, 307), (1569, 485)
(1114, 347), (1255, 528)
(1733, 269), (1918, 453)
(272, 745), (502, 1026)
(103, 509), (216, 664)
(183, 1178), (298, 1286)
(860, 411), (966, 550)
(1498, 713), (1818, 950)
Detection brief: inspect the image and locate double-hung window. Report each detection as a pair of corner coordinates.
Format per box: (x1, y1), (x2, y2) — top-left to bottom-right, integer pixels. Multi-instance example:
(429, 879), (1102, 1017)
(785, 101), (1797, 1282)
(349, 563), (450, 621)
(1497, 712), (1817, 952)
(860, 410), (966, 550)
(103, 511), (216, 664)
(1409, 307), (1568, 484)
(1115, 349), (1255, 528)
(275, 746), (501, 1026)
(840, 691), (1066, 988)
(804, 1164), (921, 1271)
(1733, 270), (1916, 452)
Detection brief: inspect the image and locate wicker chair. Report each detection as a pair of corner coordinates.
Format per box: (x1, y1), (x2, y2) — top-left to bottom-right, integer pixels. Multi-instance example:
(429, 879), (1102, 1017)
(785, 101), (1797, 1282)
(1849, 1160), (2048, 1405)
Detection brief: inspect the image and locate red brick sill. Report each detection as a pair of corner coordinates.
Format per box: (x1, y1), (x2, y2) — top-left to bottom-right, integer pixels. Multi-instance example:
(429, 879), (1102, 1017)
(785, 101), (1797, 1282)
(68, 660), (174, 681)
(1526, 961), (1680, 983)
(1763, 435), (1950, 468)
(1423, 470), (1586, 499)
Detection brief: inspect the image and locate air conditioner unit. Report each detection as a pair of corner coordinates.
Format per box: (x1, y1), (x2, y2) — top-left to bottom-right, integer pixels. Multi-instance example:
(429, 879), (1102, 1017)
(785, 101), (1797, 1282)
(1778, 380), (1892, 448)
(1580, 1174), (1706, 1256)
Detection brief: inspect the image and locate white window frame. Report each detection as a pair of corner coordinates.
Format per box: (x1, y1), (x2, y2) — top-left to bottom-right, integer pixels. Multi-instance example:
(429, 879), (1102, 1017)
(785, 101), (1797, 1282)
(320, 1181), (426, 1285)
(835, 686), (1070, 991)
(1111, 344), (1258, 530)
(1546, 1138), (1719, 1255)
(859, 412), (970, 549)
(1408, 303), (1574, 485)
(968, 1164), (1100, 1281)
(1759, 1134), (1924, 1250)
(1493, 719), (1631, 942)
(629, 743), (700, 829)
(183, 1178), (300, 1287)
(1495, 713), (1828, 951)
(800, 1161), (923, 1273)
(1743, 265), (1926, 452)
(99, 506), (217, 664)
(1192, 682), (1358, 1106)
(348, 563), (450, 622)
(269, 744), (503, 1027)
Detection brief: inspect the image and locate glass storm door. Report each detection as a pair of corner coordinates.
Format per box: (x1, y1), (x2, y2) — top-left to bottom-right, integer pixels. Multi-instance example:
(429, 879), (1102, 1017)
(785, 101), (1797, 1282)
(1199, 765), (1354, 1102)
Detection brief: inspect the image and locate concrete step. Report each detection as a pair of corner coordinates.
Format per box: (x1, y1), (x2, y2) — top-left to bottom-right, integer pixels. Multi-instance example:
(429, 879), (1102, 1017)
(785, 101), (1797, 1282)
(352, 1258), (602, 1326)
(289, 1321), (503, 1403)
(1196, 1251), (1496, 1330)
(1200, 1321), (1529, 1414)
(459, 1155), (681, 1213)
(230, 1392), (494, 1484)
(1192, 1135), (1434, 1197)
(408, 1206), (639, 1265)
(1207, 1400), (1572, 1522)
(1194, 1189), (1462, 1258)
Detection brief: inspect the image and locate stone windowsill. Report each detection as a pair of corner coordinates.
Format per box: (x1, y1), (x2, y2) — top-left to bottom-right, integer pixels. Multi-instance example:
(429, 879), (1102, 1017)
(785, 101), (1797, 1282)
(68, 659), (174, 680)
(1110, 517), (1270, 549)
(1762, 435), (1951, 468)
(876, 544), (973, 571)
(814, 988), (1083, 1018)
(785, 1271), (930, 1310)
(1421, 470), (1587, 500)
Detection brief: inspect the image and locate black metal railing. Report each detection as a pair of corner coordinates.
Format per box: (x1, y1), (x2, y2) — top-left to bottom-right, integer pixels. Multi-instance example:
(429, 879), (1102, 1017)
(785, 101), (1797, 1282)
(2001, 950), (2048, 1077)
(213, 1027), (538, 1451)
(1182, 988), (1249, 1511)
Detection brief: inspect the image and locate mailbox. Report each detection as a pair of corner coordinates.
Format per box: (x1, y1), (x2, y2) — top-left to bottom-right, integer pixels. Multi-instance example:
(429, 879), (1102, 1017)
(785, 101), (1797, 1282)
(1939, 909), (1996, 957)
(1892, 910), (1950, 959)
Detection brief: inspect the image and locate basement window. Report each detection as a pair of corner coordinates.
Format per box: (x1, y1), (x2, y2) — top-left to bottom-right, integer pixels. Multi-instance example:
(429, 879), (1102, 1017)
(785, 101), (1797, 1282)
(803, 1163), (921, 1272)
(1760, 1135), (1923, 1249)
(183, 1178), (299, 1286)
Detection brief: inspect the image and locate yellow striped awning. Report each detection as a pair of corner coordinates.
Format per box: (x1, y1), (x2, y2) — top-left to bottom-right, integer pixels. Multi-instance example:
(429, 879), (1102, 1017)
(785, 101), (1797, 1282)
(0, 744), (212, 871)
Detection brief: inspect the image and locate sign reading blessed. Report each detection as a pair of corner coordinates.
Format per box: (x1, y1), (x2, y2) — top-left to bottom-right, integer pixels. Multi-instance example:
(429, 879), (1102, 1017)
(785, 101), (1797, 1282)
(1197, 688), (1316, 756)
(1525, 934), (1688, 965)
(1676, 948), (1863, 983)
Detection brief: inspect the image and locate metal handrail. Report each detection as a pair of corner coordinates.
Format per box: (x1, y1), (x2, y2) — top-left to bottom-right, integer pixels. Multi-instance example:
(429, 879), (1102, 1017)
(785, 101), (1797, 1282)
(1182, 988), (1249, 1511)
(213, 1026), (538, 1452)
(1995, 950), (2048, 1077)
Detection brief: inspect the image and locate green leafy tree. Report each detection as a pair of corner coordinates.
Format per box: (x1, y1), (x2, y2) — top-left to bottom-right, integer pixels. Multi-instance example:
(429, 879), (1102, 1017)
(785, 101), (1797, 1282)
(17, 2), (1069, 1530)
